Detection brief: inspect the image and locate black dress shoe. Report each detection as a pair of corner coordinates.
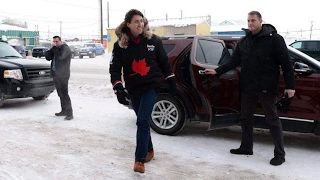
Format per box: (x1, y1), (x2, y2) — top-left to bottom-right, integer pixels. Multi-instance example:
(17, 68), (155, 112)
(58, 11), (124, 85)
(64, 115), (74, 120)
(230, 148), (253, 155)
(55, 111), (67, 116)
(270, 156), (285, 166)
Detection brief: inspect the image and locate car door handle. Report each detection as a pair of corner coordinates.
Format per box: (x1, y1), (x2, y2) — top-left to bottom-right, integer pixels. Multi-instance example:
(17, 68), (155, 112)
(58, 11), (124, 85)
(199, 70), (206, 75)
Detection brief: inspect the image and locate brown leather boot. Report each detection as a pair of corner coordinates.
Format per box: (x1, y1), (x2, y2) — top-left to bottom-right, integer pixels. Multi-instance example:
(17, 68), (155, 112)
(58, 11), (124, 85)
(133, 161), (145, 173)
(145, 150), (154, 162)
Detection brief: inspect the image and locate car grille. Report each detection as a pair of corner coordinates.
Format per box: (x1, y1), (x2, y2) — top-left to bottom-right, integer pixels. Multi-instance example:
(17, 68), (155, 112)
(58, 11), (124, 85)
(33, 49), (43, 52)
(26, 67), (51, 79)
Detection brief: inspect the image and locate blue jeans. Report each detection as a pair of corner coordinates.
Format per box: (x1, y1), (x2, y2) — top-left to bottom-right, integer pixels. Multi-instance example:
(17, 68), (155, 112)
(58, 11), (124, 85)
(129, 88), (158, 162)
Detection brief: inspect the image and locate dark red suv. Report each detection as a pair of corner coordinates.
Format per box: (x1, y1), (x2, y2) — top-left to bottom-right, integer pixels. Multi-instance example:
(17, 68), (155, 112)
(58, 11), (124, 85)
(150, 35), (320, 136)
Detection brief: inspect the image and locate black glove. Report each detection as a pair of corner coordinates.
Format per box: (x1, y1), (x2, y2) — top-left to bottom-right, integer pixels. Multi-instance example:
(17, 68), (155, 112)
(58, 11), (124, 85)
(166, 76), (177, 96)
(113, 84), (130, 105)
(276, 93), (292, 114)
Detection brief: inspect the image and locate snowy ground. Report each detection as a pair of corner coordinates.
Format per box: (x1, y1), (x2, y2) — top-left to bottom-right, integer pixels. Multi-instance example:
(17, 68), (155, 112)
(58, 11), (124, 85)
(1, 54), (320, 180)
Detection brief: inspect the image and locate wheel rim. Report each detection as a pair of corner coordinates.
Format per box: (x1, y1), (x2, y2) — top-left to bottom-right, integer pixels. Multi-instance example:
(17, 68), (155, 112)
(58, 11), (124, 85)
(152, 99), (179, 130)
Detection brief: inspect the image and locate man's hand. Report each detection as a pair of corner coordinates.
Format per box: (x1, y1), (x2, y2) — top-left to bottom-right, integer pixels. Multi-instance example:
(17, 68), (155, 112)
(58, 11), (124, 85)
(204, 69), (217, 75)
(113, 83), (130, 105)
(166, 76), (177, 96)
(284, 89), (295, 98)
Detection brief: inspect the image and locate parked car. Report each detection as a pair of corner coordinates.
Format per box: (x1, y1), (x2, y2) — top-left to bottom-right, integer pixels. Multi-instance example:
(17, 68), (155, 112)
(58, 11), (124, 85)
(0, 42), (55, 107)
(32, 43), (51, 58)
(25, 45), (35, 56)
(79, 43), (105, 58)
(10, 44), (26, 58)
(69, 44), (81, 58)
(148, 35), (320, 136)
(289, 40), (320, 60)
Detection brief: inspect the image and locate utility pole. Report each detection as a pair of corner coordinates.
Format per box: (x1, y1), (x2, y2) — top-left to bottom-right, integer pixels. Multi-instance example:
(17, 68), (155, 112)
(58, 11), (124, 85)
(310, 21), (313, 40)
(107, 2), (109, 28)
(180, 10), (182, 19)
(100, 0), (103, 44)
(60, 21), (62, 38)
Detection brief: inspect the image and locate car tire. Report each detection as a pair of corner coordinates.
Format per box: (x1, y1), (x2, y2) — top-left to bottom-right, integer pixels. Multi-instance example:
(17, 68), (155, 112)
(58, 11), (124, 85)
(150, 94), (186, 135)
(71, 53), (75, 59)
(79, 55), (83, 59)
(33, 94), (50, 100)
(90, 52), (96, 58)
(0, 95), (4, 107)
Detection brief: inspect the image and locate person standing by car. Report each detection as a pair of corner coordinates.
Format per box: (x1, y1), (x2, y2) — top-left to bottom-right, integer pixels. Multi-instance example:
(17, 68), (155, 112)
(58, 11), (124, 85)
(205, 11), (295, 166)
(109, 9), (177, 173)
(45, 36), (73, 120)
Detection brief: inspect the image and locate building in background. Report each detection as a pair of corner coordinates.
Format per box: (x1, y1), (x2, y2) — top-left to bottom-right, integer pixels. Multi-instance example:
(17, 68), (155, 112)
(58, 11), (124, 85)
(0, 23), (39, 45)
(106, 16), (211, 53)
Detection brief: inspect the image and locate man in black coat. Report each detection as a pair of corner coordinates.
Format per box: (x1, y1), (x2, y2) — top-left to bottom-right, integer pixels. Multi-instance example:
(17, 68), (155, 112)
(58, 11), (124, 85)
(205, 11), (295, 166)
(45, 36), (73, 120)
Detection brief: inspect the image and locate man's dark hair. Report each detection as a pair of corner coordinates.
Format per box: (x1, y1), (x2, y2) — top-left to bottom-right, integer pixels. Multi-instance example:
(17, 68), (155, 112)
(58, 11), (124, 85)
(124, 9), (144, 23)
(53, 36), (61, 41)
(248, 11), (262, 20)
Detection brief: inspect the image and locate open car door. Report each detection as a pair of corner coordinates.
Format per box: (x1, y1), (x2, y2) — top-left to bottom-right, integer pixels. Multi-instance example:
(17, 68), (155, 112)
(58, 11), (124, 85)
(189, 36), (241, 129)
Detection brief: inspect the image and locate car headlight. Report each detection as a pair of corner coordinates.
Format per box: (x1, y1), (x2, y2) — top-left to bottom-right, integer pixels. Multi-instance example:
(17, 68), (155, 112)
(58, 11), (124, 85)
(4, 69), (23, 80)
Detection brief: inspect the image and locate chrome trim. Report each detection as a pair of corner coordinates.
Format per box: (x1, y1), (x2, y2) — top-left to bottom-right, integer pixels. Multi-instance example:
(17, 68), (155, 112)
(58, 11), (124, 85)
(254, 114), (315, 123)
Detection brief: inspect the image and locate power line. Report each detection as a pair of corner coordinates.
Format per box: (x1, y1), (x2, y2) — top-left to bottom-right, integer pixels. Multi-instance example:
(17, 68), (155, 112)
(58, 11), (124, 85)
(0, 10), (98, 22)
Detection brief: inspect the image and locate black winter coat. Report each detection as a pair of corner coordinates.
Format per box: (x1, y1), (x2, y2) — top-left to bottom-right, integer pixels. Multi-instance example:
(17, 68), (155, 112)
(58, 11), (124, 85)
(110, 34), (173, 94)
(45, 44), (72, 78)
(215, 24), (295, 94)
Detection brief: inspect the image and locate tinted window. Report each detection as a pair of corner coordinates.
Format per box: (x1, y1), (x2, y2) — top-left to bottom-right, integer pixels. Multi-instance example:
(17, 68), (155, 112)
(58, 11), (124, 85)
(196, 40), (224, 65)
(305, 41), (320, 49)
(290, 42), (302, 49)
(163, 44), (175, 54)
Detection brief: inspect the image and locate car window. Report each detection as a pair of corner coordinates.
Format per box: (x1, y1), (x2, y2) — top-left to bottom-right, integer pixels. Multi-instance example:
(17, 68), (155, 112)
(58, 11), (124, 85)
(25, 45), (34, 50)
(163, 44), (175, 54)
(195, 40), (224, 65)
(305, 41), (320, 49)
(0, 43), (23, 58)
(290, 42), (302, 49)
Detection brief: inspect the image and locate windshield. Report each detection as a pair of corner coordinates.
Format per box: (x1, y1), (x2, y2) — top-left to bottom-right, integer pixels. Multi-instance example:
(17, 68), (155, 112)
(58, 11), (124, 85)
(25, 45), (34, 50)
(0, 43), (23, 58)
(83, 44), (95, 47)
(39, 43), (51, 48)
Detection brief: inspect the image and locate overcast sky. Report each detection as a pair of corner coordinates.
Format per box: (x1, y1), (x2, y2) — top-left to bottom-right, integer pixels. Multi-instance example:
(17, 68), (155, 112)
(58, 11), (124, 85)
(0, 0), (319, 39)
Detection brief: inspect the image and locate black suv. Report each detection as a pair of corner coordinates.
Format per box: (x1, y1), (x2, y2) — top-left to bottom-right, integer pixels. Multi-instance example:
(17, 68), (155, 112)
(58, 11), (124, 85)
(0, 42), (55, 107)
(289, 40), (320, 60)
(32, 43), (51, 58)
(148, 35), (320, 136)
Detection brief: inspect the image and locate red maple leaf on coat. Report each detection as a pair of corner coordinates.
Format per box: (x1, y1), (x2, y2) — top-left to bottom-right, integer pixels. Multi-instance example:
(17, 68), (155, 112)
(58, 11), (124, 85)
(130, 58), (150, 76)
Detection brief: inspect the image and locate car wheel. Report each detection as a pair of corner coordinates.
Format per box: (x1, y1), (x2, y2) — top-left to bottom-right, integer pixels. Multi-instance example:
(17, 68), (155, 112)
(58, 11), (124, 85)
(150, 94), (186, 135)
(79, 55), (83, 59)
(0, 95), (5, 107)
(71, 53), (75, 59)
(33, 94), (50, 100)
(90, 52), (96, 58)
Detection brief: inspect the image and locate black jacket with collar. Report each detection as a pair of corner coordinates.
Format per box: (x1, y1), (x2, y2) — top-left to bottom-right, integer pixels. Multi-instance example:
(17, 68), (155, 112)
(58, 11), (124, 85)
(109, 22), (173, 94)
(45, 44), (72, 78)
(216, 24), (295, 94)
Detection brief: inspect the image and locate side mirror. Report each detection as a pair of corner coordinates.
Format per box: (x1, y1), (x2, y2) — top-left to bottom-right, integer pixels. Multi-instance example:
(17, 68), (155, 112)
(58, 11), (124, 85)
(294, 62), (313, 76)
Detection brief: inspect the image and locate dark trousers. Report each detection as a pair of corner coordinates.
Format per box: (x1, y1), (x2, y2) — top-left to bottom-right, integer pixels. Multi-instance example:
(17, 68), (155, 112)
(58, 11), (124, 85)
(129, 88), (158, 161)
(53, 75), (73, 115)
(239, 92), (285, 158)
